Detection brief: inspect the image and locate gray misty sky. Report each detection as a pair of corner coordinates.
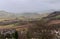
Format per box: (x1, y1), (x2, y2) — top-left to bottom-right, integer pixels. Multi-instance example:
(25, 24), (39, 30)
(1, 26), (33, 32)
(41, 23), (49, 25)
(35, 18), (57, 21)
(0, 0), (60, 13)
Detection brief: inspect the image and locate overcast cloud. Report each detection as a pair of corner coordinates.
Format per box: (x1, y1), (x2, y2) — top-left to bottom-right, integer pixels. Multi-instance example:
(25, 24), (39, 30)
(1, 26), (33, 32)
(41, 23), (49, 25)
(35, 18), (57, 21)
(0, 0), (60, 13)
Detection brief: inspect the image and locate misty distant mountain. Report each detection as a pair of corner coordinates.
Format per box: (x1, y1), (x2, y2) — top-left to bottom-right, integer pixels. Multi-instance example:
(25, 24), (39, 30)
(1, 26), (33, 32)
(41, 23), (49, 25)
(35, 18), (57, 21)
(20, 13), (40, 18)
(0, 11), (49, 20)
(0, 11), (16, 19)
(15, 12), (49, 20)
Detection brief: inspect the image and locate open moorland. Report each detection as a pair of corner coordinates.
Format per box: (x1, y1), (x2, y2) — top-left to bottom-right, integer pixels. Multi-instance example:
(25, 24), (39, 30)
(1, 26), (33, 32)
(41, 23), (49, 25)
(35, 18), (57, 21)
(0, 11), (60, 39)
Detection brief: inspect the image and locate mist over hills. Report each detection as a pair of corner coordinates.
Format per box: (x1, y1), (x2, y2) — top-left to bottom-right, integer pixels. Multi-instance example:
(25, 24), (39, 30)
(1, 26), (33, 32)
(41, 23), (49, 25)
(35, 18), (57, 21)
(0, 11), (16, 19)
(0, 10), (50, 20)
